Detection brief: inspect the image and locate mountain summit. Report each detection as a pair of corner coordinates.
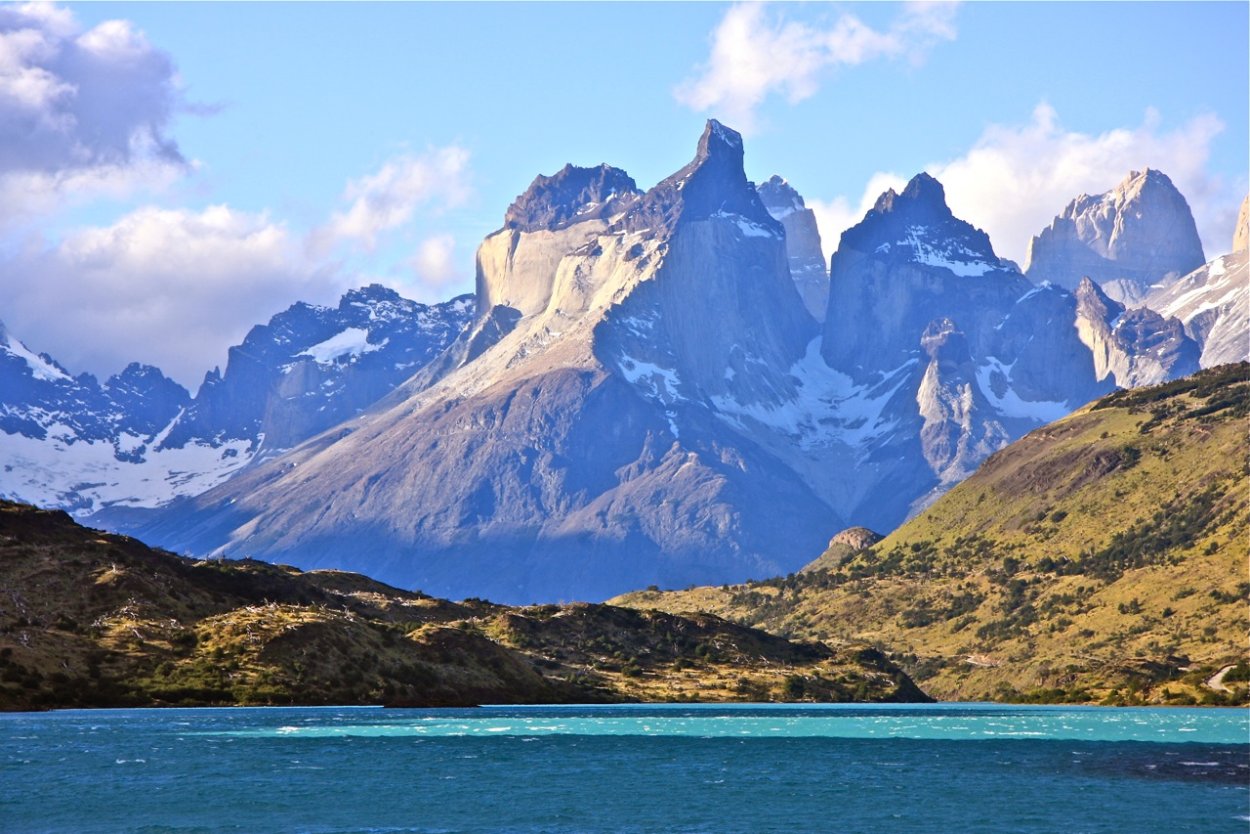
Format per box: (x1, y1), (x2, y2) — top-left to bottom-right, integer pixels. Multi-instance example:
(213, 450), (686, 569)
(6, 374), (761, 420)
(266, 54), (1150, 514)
(1025, 168), (1205, 303)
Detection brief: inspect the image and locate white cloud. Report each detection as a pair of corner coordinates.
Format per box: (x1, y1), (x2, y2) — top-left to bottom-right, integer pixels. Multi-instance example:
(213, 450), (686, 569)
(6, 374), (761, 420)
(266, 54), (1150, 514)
(676, 2), (958, 132)
(0, 205), (349, 388)
(932, 104), (1234, 264)
(314, 147), (471, 252)
(809, 105), (1240, 265)
(403, 233), (463, 296)
(0, 4), (188, 223)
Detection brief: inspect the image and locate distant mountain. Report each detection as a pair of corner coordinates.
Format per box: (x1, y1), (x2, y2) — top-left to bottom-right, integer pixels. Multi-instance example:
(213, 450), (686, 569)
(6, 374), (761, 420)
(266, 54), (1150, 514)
(1143, 195), (1249, 369)
(1025, 169), (1205, 304)
(0, 286), (473, 520)
(615, 364), (1249, 705)
(0, 499), (926, 710)
(162, 284), (473, 454)
(757, 175), (828, 320)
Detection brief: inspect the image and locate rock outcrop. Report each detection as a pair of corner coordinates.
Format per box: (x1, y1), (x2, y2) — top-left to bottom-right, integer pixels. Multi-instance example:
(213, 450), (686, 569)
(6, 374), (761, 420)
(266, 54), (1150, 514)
(758, 175), (829, 320)
(1074, 278), (1201, 387)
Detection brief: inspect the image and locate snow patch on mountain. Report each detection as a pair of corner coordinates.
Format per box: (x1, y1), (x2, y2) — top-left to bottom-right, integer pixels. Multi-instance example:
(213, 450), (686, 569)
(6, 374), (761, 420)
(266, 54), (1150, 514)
(3, 332), (71, 383)
(975, 358), (1071, 422)
(712, 211), (781, 239)
(0, 418), (253, 513)
(895, 226), (998, 277)
(712, 338), (911, 450)
(298, 327), (385, 364)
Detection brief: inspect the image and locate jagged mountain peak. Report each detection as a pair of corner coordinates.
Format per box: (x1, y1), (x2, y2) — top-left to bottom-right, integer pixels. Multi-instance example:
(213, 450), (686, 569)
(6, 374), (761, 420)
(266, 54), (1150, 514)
(341, 282), (403, 305)
(1025, 167), (1204, 299)
(695, 118), (745, 163)
(757, 175), (806, 216)
(837, 172), (1002, 276)
(104, 362), (188, 397)
(758, 174), (829, 320)
(623, 119), (779, 236)
(504, 163), (641, 233)
(1075, 274), (1108, 301)
(872, 172), (949, 217)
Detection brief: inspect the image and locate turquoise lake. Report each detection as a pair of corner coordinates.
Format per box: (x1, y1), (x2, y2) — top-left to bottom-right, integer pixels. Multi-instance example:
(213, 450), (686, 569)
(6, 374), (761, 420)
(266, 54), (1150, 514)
(2, 703), (1247, 833)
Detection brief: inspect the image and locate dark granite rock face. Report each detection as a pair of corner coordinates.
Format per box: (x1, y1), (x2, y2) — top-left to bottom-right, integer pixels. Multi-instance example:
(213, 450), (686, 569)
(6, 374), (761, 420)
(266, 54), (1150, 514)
(823, 173), (1028, 376)
(1025, 169), (1205, 301)
(103, 363), (193, 439)
(622, 120), (783, 238)
(504, 164), (641, 233)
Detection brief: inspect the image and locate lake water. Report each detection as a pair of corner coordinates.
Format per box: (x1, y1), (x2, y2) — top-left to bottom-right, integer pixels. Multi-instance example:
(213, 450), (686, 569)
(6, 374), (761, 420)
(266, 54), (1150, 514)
(2, 703), (1247, 833)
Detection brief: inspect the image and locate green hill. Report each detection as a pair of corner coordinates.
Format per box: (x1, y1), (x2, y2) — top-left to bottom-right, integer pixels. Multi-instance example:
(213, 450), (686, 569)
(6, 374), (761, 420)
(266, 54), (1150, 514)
(0, 501), (925, 710)
(615, 363), (1250, 705)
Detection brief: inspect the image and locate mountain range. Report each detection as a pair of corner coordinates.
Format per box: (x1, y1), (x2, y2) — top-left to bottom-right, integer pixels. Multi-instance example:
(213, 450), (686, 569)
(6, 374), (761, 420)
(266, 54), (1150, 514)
(0, 286), (472, 523)
(1, 121), (1245, 603)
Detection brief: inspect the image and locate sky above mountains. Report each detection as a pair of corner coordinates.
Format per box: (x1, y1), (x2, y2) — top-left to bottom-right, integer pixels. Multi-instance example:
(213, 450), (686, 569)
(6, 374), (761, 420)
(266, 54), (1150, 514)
(1, 1), (1246, 388)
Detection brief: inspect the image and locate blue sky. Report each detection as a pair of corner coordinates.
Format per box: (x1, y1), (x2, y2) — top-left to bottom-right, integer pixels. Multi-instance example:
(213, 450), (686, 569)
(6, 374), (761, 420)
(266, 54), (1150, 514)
(2, 1), (1246, 386)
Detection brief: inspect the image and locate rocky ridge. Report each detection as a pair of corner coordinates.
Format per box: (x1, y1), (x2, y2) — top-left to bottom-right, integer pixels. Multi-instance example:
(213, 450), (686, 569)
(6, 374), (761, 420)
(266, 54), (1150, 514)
(1073, 277), (1201, 387)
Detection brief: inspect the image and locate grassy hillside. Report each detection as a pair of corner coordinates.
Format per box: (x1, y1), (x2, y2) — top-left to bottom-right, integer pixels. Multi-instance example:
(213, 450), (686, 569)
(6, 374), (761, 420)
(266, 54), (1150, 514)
(0, 501), (924, 710)
(615, 363), (1249, 705)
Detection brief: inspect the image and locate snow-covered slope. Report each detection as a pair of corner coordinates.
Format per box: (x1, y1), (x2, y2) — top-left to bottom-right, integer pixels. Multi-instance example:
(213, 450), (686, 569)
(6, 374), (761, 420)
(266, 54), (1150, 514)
(1142, 198), (1249, 369)
(0, 322), (224, 514)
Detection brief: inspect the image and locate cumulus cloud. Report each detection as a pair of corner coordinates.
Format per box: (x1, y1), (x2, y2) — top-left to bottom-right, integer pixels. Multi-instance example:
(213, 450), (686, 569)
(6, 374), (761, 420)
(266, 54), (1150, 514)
(314, 147), (471, 252)
(930, 104), (1234, 264)
(809, 105), (1240, 266)
(402, 233), (463, 296)
(0, 206), (348, 388)
(676, 2), (958, 131)
(0, 3), (188, 223)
